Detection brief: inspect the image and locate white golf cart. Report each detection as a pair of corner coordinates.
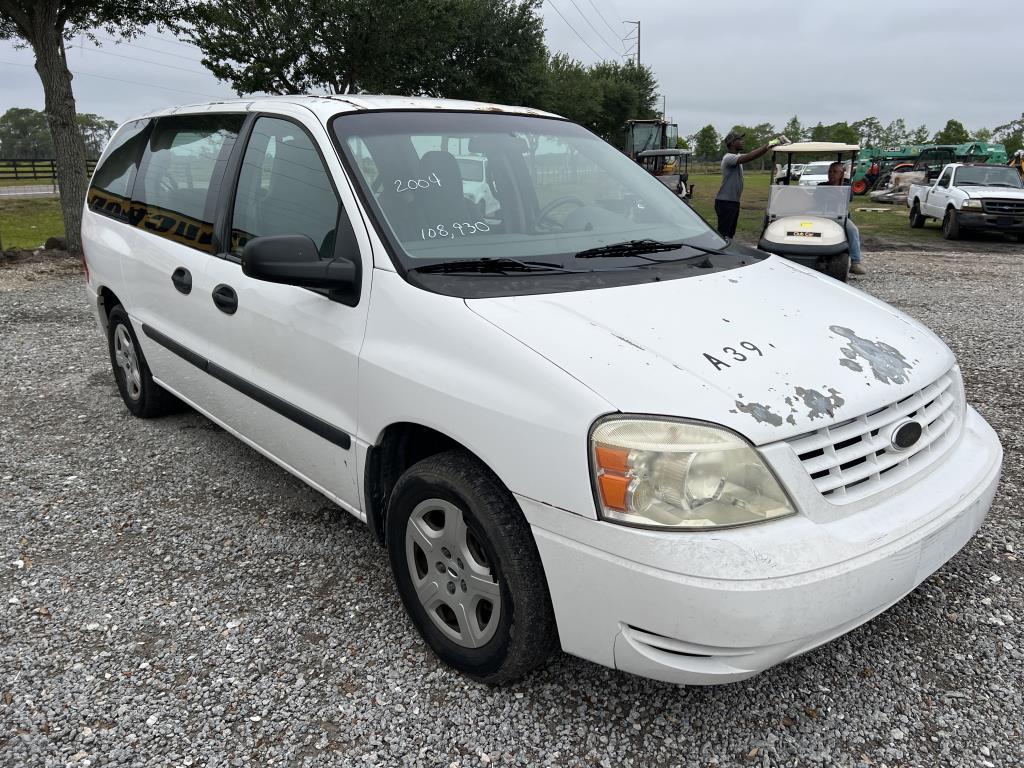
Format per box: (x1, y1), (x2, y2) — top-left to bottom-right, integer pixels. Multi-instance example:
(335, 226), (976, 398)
(758, 142), (859, 282)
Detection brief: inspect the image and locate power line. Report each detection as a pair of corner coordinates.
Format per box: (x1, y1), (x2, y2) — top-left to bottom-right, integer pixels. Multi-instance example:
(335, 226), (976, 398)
(0, 59), (227, 100)
(95, 34), (202, 61)
(564, 0), (621, 58)
(68, 43), (210, 76)
(586, 0), (621, 42)
(544, 0), (607, 62)
(141, 31), (199, 49)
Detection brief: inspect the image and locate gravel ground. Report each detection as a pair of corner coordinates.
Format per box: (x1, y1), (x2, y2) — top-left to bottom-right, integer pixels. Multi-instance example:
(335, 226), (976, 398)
(1, 247), (1022, 768)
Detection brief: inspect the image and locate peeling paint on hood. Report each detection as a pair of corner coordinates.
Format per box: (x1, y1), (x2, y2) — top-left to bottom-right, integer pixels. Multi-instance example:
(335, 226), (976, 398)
(466, 258), (954, 445)
(830, 325), (913, 385)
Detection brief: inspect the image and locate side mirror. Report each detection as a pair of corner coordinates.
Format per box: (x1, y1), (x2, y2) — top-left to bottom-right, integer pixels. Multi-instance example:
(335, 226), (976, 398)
(241, 235), (356, 291)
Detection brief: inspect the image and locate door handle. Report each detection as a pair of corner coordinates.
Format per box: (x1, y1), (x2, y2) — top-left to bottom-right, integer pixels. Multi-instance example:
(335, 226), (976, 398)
(171, 267), (192, 295)
(212, 284), (238, 315)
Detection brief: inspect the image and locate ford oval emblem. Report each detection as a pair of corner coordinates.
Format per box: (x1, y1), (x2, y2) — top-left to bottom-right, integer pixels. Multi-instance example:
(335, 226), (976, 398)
(890, 420), (923, 451)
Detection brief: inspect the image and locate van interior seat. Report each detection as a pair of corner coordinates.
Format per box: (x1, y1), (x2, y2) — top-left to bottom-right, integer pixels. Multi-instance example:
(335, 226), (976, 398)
(418, 151), (473, 226)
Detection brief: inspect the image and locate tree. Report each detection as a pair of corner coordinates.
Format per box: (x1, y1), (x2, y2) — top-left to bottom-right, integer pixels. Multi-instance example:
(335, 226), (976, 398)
(782, 115), (803, 142)
(879, 119), (909, 146)
(827, 121), (859, 145)
(190, 0), (548, 106)
(690, 124), (720, 160)
(808, 122), (828, 142)
(0, 1), (190, 251)
(851, 116), (883, 146)
(0, 107), (117, 158)
(725, 123), (776, 169)
(972, 126), (993, 142)
(77, 113), (117, 158)
(933, 119), (970, 145)
(909, 124), (930, 144)
(0, 107), (53, 157)
(994, 113), (1024, 157)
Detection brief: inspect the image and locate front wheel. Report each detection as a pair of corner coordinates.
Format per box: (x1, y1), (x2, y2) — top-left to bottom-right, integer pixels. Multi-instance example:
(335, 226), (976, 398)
(909, 202), (926, 229)
(825, 252), (850, 282)
(851, 179), (868, 195)
(942, 209), (960, 240)
(107, 305), (178, 418)
(385, 451), (558, 684)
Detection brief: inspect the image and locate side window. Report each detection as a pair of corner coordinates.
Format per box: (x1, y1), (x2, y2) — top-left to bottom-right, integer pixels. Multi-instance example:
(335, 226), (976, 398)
(937, 169), (951, 188)
(231, 117), (339, 258)
(134, 114), (244, 253)
(87, 119), (149, 223)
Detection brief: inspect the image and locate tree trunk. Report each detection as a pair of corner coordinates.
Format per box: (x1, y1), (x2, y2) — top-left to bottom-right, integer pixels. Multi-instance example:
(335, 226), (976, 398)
(32, 16), (87, 253)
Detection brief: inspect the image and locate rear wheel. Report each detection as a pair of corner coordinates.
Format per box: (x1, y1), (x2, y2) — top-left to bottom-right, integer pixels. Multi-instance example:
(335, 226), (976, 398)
(942, 208), (960, 240)
(107, 305), (178, 418)
(909, 202), (926, 229)
(825, 252), (850, 282)
(386, 450), (558, 684)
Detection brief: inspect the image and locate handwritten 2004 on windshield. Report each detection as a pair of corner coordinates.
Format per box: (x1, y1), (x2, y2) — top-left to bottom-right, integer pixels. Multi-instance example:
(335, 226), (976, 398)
(421, 222), (491, 240)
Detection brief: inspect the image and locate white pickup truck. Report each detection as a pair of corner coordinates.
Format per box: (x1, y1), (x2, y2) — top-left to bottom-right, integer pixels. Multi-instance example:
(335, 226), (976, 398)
(908, 162), (1024, 240)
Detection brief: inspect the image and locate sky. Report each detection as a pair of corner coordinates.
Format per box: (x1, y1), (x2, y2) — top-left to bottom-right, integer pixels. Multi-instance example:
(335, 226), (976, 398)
(0, 0), (1019, 139)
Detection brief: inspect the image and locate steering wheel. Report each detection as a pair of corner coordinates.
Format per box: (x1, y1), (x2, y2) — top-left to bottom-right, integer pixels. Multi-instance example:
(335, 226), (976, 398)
(535, 195), (586, 230)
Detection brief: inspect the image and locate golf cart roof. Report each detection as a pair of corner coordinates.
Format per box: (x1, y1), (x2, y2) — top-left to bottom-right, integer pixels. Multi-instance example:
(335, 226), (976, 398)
(774, 141), (860, 154)
(637, 149), (692, 157)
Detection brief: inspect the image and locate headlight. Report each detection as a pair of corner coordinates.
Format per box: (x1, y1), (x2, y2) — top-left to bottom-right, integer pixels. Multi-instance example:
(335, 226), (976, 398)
(961, 199), (982, 210)
(590, 417), (796, 530)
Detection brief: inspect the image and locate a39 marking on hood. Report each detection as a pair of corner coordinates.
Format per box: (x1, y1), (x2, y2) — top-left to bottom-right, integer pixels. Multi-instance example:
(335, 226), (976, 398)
(831, 326), (913, 385)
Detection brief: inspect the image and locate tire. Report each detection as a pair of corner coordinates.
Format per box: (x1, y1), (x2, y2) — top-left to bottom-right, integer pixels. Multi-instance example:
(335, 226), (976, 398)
(942, 208), (960, 240)
(909, 202), (926, 229)
(825, 252), (850, 282)
(385, 450), (558, 684)
(851, 179), (868, 195)
(106, 305), (178, 418)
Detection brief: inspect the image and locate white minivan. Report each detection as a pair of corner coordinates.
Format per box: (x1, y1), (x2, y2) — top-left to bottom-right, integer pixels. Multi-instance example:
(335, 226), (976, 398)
(82, 96), (1002, 686)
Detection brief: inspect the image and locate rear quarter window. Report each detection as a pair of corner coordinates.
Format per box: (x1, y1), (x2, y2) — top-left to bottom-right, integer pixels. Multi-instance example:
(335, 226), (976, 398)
(87, 120), (150, 223)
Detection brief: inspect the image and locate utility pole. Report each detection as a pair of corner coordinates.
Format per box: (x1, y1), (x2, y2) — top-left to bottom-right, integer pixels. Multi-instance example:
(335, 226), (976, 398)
(623, 20), (640, 66)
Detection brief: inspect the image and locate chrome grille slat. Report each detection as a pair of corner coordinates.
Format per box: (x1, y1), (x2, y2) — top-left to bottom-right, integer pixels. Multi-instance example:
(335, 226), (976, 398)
(784, 370), (962, 504)
(982, 199), (1024, 216)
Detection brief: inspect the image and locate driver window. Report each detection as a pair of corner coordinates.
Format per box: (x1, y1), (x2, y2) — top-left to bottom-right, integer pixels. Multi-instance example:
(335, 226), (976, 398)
(937, 169), (951, 188)
(231, 117), (339, 258)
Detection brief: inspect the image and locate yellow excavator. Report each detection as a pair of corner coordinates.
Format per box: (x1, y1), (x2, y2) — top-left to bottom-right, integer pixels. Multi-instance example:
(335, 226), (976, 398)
(1011, 149), (1024, 181)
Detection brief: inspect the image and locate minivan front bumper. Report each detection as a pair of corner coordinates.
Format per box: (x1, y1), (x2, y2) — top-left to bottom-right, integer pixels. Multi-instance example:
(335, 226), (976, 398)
(520, 406), (1001, 685)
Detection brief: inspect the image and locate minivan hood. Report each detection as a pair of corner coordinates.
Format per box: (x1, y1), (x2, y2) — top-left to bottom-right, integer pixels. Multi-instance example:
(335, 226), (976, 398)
(466, 257), (954, 445)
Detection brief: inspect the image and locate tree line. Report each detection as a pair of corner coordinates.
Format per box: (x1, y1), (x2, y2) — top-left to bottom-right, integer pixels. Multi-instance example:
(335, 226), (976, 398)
(688, 116), (1024, 167)
(0, 108), (116, 159)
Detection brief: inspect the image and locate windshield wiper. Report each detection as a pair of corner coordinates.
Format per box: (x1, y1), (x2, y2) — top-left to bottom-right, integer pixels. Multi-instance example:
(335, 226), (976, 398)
(410, 257), (577, 275)
(576, 238), (735, 264)
(988, 182), (1021, 188)
(575, 238), (685, 259)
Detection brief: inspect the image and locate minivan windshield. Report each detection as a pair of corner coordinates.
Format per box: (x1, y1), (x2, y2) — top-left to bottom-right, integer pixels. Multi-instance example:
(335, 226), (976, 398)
(332, 111), (725, 272)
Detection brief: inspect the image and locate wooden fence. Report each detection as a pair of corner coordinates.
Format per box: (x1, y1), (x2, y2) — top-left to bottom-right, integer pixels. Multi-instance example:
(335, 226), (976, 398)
(0, 158), (97, 183)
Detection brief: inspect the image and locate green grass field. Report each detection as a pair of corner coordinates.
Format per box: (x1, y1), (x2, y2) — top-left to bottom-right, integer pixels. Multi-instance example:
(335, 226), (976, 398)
(0, 197), (65, 250)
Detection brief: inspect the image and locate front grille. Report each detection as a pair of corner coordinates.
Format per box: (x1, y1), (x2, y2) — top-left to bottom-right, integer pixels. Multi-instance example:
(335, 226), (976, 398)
(981, 199), (1024, 216)
(785, 370), (963, 504)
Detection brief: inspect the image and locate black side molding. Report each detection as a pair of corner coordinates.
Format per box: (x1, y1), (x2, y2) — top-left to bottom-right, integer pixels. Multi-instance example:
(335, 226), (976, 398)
(141, 324), (351, 450)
